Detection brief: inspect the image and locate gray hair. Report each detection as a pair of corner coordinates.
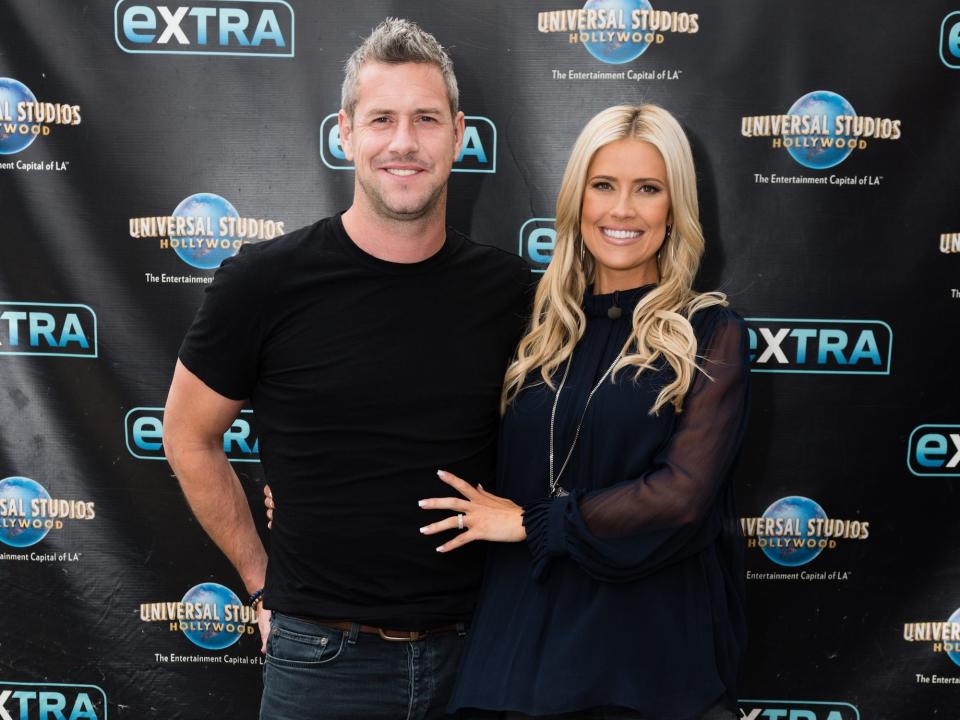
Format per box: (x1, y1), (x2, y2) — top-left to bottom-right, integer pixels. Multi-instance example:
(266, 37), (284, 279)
(342, 18), (459, 121)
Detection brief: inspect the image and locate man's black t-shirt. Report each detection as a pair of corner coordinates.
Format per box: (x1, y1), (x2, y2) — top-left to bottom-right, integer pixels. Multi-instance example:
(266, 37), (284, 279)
(179, 214), (531, 628)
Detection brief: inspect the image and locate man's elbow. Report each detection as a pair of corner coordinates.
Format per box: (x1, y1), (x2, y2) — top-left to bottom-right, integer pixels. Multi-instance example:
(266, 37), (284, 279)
(161, 406), (216, 474)
(162, 422), (187, 478)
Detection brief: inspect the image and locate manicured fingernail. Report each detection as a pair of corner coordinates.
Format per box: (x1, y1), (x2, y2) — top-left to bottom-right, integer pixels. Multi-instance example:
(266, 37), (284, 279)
(478, 484), (484, 491)
(435, 546), (444, 552)
(418, 500), (426, 507)
(419, 526), (428, 533)
(437, 469), (445, 478)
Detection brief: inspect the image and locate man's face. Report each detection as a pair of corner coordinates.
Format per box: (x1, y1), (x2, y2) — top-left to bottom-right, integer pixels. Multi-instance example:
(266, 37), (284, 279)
(339, 62), (465, 222)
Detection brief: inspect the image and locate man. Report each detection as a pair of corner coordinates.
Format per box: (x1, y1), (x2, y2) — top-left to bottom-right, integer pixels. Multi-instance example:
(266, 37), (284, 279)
(163, 17), (530, 720)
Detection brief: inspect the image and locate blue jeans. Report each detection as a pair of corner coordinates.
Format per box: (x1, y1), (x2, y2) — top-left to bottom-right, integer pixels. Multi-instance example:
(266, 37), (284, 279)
(260, 612), (467, 720)
(462, 702), (736, 719)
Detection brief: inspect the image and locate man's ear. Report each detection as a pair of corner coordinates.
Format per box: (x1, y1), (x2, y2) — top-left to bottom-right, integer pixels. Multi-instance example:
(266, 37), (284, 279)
(338, 109), (354, 162)
(452, 110), (465, 159)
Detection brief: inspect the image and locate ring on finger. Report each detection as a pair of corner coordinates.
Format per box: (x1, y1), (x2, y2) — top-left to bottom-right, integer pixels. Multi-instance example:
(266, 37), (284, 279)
(457, 513), (464, 531)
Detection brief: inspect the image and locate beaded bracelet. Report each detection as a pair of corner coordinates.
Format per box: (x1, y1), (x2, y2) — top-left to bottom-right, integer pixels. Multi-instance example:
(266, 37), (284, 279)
(248, 587), (265, 606)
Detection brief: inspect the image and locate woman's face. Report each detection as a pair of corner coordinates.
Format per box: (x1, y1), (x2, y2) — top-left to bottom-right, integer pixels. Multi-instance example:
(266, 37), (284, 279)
(580, 138), (671, 294)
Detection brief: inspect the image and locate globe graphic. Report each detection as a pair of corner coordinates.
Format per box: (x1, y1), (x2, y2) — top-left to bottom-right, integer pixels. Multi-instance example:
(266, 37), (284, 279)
(785, 90), (857, 170)
(0, 476), (52, 548)
(0, 78), (39, 155)
(170, 193), (241, 270)
(583, 0), (653, 64)
(948, 607), (960, 668)
(759, 496), (828, 567)
(180, 582), (244, 650)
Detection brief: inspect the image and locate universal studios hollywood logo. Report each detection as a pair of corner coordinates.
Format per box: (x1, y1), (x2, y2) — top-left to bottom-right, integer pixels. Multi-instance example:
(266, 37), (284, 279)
(0, 476), (96, 549)
(904, 606), (960, 669)
(741, 90), (901, 170)
(140, 582), (258, 650)
(129, 192), (284, 270)
(740, 496), (869, 568)
(538, 0), (699, 64)
(0, 77), (81, 158)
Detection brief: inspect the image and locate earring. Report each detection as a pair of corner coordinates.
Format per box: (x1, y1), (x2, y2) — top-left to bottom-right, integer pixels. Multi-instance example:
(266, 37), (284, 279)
(579, 235), (584, 264)
(664, 224), (672, 242)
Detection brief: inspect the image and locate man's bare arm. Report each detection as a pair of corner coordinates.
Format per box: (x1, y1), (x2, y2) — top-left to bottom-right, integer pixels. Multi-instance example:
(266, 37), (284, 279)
(163, 360), (267, 595)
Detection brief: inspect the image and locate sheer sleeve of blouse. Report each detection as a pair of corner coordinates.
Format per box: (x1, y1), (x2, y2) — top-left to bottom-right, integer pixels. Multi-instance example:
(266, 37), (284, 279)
(521, 309), (750, 582)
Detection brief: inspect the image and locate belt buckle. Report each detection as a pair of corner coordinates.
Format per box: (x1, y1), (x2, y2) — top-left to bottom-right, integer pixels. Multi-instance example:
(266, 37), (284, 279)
(378, 628), (422, 642)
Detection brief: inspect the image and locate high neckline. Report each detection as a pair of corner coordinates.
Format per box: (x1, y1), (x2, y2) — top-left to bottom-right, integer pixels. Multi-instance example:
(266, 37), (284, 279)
(583, 283), (657, 319)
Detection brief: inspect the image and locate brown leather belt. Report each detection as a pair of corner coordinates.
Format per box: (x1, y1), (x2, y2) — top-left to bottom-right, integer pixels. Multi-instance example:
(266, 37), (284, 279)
(288, 615), (462, 642)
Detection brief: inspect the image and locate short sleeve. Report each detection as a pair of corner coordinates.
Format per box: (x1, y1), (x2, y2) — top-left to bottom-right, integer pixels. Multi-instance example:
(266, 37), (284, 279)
(177, 247), (266, 400)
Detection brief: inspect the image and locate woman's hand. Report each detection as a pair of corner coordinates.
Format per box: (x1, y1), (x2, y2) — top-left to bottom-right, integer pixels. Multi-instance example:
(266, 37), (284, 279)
(419, 470), (526, 552)
(264, 484), (274, 529)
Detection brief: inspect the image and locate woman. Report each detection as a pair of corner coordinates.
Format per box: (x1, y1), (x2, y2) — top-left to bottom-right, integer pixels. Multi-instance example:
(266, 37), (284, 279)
(418, 104), (749, 720)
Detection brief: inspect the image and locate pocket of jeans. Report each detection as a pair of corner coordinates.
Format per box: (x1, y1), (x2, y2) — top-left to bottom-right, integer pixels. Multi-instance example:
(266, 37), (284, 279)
(266, 622), (346, 667)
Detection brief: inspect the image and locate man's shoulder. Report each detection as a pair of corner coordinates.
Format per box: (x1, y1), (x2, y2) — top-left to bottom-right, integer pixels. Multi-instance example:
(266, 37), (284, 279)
(233, 218), (327, 267)
(449, 229), (531, 281)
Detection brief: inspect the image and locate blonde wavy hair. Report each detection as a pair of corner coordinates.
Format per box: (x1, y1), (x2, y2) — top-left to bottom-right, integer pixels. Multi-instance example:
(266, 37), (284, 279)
(502, 104), (726, 415)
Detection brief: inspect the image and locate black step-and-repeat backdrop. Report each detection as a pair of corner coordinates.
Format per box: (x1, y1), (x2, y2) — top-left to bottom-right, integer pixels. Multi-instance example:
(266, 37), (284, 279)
(2, 1), (959, 718)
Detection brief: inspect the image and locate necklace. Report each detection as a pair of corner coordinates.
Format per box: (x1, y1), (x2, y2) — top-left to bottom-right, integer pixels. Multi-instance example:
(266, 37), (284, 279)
(548, 351), (622, 498)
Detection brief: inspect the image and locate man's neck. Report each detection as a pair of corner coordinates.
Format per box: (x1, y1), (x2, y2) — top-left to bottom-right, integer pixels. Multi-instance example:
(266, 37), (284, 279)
(341, 198), (447, 264)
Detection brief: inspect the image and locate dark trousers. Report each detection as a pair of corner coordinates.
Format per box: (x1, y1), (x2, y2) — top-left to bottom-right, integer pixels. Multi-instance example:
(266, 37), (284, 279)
(462, 701), (737, 720)
(260, 612), (467, 720)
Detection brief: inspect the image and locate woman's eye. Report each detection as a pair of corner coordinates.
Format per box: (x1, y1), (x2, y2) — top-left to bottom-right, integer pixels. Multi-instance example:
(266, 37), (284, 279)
(638, 184), (661, 194)
(591, 182), (612, 191)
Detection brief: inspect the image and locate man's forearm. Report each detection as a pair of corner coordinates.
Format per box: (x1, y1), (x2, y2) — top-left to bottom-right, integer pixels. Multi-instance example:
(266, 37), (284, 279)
(168, 441), (267, 594)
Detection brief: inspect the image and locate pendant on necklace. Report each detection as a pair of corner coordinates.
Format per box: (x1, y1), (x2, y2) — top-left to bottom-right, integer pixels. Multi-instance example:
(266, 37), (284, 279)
(552, 487), (569, 498)
(607, 305), (622, 320)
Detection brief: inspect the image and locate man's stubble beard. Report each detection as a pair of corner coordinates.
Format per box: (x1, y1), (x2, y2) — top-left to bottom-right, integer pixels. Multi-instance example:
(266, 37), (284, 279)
(357, 171), (448, 223)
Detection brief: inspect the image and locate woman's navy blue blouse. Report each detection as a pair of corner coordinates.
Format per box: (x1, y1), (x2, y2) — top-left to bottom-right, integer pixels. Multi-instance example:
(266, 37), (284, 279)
(449, 285), (750, 719)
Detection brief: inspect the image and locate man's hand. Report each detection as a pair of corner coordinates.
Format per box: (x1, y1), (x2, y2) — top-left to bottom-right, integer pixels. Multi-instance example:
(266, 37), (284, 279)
(418, 470), (526, 552)
(258, 606), (272, 654)
(264, 484), (274, 529)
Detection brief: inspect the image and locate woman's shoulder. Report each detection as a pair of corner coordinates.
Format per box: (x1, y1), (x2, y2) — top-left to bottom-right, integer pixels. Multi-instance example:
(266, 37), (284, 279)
(687, 296), (745, 336)
(686, 300), (749, 368)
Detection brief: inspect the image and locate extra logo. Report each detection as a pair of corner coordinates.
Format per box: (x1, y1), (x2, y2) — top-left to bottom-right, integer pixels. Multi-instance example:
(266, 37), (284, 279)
(741, 90), (901, 169)
(746, 318), (892, 375)
(538, 0), (698, 64)
(519, 218), (557, 273)
(0, 302), (97, 359)
(738, 700), (860, 720)
(740, 496), (869, 567)
(129, 193), (284, 270)
(0, 682), (107, 720)
(904, 607), (960, 667)
(941, 11), (960, 69)
(125, 407), (259, 462)
(907, 425), (960, 477)
(0, 77), (80, 158)
(320, 114), (497, 174)
(0, 477), (96, 549)
(114, 0), (294, 57)
(140, 582), (258, 650)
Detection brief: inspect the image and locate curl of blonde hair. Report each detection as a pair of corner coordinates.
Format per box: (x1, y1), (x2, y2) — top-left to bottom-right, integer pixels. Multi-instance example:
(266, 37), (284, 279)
(502, 104), (726, 415)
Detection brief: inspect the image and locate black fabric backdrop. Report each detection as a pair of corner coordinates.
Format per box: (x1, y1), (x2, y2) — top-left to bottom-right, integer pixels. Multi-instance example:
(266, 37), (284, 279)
(2, 1), (959, 718)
